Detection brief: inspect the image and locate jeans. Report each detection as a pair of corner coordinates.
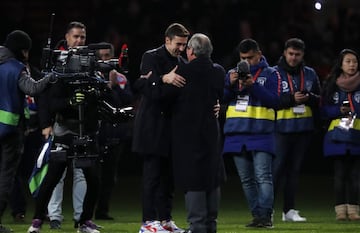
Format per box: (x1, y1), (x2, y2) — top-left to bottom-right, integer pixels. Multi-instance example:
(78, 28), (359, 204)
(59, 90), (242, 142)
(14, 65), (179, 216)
(47, 167), (86, 221)
(272, 132), (310, 213)
(233, 151), (274, 220)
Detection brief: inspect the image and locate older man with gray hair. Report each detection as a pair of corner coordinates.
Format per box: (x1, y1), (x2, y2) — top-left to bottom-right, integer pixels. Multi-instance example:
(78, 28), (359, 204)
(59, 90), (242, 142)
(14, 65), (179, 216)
(162, 33), (226, 233)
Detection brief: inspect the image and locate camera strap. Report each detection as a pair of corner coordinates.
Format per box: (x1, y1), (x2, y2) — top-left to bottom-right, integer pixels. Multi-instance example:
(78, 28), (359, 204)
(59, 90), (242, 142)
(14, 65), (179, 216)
(238, 68), (262, 90)
(347, 93), (355, 112)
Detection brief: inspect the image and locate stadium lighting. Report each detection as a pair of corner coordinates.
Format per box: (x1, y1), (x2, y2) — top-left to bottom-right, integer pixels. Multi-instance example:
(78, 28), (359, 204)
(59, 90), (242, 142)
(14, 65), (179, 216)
(314, 0), (323, 10)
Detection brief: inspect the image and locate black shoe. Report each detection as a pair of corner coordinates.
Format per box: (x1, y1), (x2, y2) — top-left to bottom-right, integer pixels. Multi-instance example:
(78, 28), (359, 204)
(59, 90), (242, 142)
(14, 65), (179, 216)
(0, 225), (13, 233)
(245, 218), (260, 227)
(256, 218), (274, 229)
(246, 218), (273, 228)
(95, 214), (114, 220)
(49, 219), (61, 229)
(74, 220), (79, 229)
(13, 213), (25, 223)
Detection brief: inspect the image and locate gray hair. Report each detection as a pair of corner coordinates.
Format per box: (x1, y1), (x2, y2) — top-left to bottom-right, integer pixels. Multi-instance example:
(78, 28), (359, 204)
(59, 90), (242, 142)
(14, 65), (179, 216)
(187, 33), (213, 58)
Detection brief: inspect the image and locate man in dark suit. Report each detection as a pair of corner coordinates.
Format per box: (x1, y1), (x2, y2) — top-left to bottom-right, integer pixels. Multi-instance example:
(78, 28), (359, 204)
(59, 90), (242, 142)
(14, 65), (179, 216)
(132, 23), (189, 233)
(163, 33), (226, 233)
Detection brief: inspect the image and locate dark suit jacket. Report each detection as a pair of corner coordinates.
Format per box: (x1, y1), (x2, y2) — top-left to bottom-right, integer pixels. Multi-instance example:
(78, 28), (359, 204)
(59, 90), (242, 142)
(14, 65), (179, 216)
(132, 45), (186, 156)
(164, 56), (226, 191)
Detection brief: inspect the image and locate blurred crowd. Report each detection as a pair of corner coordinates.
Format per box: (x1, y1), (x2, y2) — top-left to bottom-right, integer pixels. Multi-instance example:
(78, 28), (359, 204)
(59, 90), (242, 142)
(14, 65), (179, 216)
(2, 0), (360, 84)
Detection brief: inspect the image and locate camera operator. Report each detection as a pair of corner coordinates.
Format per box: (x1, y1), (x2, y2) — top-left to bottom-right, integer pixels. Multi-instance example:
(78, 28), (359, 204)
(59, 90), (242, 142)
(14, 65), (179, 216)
(94, 42), (133, 220)
(43, 21), (87, 230)
(0, 30), (54, 233)
(28, 22), (102, 233)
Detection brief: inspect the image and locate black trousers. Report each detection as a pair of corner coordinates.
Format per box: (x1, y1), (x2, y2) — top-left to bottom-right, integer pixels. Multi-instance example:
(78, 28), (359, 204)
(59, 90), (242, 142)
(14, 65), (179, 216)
(273, 132), (310, 213)
(0, 130), (23, 222)
(141, 153), (174, 222)
(334, 155), (360, 205)
(95, 143), (124, 216)
(185, 187), (220, 233)
(10, 129), (42, 217)
(32, 157), (100, 224)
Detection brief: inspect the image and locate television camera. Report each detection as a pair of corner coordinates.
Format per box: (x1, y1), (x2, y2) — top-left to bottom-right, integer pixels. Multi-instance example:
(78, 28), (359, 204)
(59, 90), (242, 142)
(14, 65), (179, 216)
(40, 42), (133, 167)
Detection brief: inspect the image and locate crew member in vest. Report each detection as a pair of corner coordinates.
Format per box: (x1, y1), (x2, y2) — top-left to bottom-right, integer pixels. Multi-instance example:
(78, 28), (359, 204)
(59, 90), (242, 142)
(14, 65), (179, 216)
(0, 30), (53, 233)
(272, 38), (320, 222)
(321, 49), (360, 221)
(222, 38), (280, 228)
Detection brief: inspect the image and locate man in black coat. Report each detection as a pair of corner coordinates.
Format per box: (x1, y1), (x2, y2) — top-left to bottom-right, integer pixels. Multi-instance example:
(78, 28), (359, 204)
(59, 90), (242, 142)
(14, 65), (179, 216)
(163, 33), (226, 233)
(132, 23), (189, 233)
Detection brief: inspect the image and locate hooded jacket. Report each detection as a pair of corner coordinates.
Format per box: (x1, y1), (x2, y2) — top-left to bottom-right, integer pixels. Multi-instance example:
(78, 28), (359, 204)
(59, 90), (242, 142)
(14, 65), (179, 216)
(0, 46), (51, 137)
(223, 56), (281, 154)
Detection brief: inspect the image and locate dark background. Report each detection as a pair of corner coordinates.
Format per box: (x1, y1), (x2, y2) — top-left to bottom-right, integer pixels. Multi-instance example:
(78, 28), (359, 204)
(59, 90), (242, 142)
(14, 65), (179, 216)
(2, 0), (360, 82)
(2, 0), (360, 175)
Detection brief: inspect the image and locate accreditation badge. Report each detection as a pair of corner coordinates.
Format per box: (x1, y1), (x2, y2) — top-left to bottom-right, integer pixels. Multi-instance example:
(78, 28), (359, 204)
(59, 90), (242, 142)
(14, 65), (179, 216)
(338, 114), (356, 130)
(293, 104), (306, 114)
(235, 95), (249, 112)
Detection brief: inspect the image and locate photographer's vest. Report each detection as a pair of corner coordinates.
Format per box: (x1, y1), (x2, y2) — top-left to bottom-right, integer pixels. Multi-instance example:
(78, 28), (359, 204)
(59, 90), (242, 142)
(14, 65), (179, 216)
(0, 59), (25, 137)
(224, 68), (276, 134)
(276, 67), (315, 133)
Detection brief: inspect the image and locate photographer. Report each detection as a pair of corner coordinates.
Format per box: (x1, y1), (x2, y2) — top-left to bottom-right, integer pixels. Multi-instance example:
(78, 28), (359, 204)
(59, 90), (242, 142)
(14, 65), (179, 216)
(223, 39), (281, 228)
(94, 42), (133, 220)
(0, 30), (54, 233)
(27, 22), (102, 233)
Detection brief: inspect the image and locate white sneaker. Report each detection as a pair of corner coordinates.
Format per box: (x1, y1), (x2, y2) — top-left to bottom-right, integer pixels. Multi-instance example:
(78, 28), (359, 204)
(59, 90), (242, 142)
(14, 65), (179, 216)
(28, 226), (40, 233)
(282, 209), (307, 222)
(161, 220), (184, 233)
(28, 219), (42, 233)
(139, 221), (171, 233)
(77, 220), (100, 233)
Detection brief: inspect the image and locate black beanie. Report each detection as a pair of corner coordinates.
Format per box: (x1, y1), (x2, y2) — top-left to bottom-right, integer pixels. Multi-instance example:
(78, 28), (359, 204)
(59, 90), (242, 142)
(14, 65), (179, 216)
(4, 30), (32, 59)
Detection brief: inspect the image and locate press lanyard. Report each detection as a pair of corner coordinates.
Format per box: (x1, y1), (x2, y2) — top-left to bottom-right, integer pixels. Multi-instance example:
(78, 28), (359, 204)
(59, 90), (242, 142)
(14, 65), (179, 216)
(348, 93), (355, 112)
(239, 68), (263, 90)
(286, 69), (304, 94)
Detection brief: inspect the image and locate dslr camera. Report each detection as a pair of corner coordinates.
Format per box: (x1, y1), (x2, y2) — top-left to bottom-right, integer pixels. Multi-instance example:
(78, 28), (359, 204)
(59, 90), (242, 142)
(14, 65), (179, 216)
(236, 60), (250, 81)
